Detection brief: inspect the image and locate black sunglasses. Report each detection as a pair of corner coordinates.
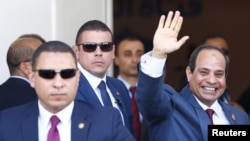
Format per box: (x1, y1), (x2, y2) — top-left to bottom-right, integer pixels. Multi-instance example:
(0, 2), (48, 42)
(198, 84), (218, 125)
(77, 42), (113, 52)
(221, 48), (229, 56)
(33, 69), (77, 79)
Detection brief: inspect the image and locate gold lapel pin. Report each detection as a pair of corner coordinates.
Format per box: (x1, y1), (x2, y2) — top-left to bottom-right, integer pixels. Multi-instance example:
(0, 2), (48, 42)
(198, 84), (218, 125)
(78, 123), (84, 129)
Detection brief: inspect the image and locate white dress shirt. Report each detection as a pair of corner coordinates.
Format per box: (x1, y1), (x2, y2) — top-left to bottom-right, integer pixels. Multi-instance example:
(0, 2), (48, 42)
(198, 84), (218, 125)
(38, 100), (73, 141)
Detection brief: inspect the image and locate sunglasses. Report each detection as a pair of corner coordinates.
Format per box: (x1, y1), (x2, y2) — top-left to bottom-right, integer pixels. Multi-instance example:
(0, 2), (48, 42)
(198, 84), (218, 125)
(221, 48), (229, 56)
(33, 68), (77, 79)
(77, 42), (113, 52)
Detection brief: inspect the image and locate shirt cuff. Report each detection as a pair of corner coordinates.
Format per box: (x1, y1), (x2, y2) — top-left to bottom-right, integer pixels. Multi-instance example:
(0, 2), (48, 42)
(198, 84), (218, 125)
(140, 51), (167, 78)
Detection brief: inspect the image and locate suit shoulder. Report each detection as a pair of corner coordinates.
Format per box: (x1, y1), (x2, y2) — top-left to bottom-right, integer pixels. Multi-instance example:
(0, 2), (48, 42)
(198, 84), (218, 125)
(106, 76), (126, 87)
(107, 76), (123, 83)
(0, 101), (37, 121)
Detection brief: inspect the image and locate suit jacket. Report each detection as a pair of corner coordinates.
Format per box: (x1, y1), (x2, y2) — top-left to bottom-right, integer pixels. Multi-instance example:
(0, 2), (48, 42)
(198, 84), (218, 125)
(0, 100), (135, 141)
(117, 76), (149, 141)
(75, 73), (133, 134)
(0, 77), (37, 111)
(136, 70), (250, 141)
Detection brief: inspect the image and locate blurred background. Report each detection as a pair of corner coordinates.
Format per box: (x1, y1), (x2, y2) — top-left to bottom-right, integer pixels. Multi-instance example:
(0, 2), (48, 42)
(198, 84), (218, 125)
(1, 0), (249, 101)
(113, 0), (250, 101)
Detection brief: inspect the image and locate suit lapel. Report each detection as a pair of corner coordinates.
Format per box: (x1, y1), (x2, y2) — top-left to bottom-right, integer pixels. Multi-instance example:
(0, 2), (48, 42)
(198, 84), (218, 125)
(77, 74), (102, 106)
(182, 86), (210, 141)
(219, 101), (237, 124)
(22, 102), (39, 141)
(106, 78), (123, 109)
(195, 107), (210, 141)
(71, 101), (90, 141)
(106, 77), (132, 130)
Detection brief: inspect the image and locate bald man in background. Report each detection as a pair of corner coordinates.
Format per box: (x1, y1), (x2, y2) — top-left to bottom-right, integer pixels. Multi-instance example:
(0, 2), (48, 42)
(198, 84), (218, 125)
(0, 34), (45, 110)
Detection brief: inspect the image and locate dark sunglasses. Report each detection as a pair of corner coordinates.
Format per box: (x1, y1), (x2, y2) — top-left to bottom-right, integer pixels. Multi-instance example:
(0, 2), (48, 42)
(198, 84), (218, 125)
(221, 48), (229, 56)
(77, 42), (113, 52)
(33, 69), (77, 79)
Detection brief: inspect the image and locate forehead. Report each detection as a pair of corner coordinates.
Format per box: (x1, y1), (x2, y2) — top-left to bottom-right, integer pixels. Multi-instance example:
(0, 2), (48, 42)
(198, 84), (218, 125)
(80, 30), (112, 42)
(204, 38), (228, 50)
(36, 52), (76, 69)
(119, 40), (144, 50)
(195, 49), (226, 69)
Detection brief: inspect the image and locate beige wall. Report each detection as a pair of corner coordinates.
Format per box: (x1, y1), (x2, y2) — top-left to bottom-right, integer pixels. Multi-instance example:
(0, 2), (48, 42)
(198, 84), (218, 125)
(0, 0), (113, 84)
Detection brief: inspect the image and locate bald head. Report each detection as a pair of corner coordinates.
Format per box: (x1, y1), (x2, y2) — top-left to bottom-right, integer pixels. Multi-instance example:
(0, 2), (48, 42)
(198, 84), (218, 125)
(7, 37), (43, 76)
(202, 34), (229, 56)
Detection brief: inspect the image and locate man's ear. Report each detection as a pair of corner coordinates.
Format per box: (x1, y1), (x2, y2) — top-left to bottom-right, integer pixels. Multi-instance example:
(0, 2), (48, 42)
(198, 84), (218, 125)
(28, 71), (35, 88)
(72, 45), (79, 60)
(19, 62), (32, 78)
(185, 66), (192, 82)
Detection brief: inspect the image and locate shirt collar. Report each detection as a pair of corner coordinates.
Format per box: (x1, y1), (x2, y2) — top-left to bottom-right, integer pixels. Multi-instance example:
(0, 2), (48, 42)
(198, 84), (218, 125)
(38, 100), (74, 126)
(10, 75), (30, 83)
(77, 63), (107, 89)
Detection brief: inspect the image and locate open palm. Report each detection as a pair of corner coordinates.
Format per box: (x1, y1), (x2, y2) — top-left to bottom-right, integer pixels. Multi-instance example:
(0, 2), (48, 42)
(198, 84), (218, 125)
(152, 11), (189, 58)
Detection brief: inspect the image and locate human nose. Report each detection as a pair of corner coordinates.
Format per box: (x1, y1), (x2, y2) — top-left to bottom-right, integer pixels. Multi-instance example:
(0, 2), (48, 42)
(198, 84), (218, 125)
(207, 74), (217, 84)
(131, 54), (140, 63)
(52, 74), (64, 88)
(94, 46), (103, 55)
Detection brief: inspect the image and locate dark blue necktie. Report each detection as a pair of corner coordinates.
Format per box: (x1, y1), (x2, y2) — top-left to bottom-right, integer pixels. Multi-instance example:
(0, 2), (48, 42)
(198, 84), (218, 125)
(98, 81), (112, 106)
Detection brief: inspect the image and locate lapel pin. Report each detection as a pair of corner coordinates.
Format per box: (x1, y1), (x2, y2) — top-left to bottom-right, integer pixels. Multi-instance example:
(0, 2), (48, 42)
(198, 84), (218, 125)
(116, 92), (120, 96)
(78, 123), (84, 129)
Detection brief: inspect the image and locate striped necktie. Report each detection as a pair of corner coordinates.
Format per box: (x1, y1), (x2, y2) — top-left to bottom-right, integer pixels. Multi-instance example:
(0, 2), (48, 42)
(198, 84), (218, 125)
(47, 115), (60, 141)
(130, 86), (141, 141)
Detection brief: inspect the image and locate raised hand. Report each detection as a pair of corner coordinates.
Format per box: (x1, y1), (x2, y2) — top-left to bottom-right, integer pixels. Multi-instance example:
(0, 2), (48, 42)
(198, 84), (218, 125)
(152, 11), (189, 59)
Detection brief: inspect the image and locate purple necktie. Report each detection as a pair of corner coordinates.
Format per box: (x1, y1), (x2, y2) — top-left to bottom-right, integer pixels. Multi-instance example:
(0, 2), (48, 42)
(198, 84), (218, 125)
(47, 115), (60, 141)
(206, 109), (214, 124)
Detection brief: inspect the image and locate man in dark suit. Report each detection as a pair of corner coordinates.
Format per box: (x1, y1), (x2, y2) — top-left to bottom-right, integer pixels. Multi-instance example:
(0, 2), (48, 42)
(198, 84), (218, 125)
(72, 20), (133, 134)
(0, 40), (135, 141)
(0, 34), (45, 110)
(136, 11), (250, 141)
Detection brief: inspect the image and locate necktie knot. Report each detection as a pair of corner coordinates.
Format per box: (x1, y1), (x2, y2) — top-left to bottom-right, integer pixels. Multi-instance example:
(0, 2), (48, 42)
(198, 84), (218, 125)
(98, 81), (106, 90)
(206, 109), (214, 124)
(50, 115), (60, 127)
(130, 86), (137, 96)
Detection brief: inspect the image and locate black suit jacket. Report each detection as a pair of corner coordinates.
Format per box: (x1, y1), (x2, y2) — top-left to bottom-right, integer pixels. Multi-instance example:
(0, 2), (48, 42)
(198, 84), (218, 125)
(0, 77), (37, 111)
